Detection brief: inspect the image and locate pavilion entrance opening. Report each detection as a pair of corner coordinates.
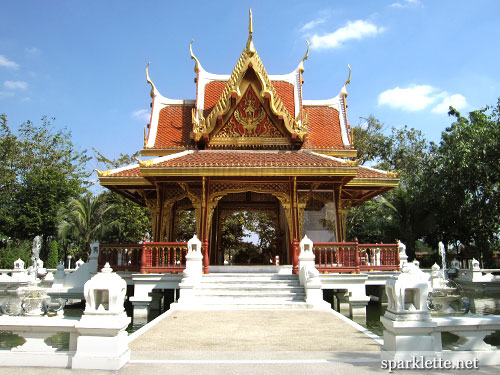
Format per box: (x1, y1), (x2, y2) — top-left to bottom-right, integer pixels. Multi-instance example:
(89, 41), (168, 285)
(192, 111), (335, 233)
(209, 192), (288, 266)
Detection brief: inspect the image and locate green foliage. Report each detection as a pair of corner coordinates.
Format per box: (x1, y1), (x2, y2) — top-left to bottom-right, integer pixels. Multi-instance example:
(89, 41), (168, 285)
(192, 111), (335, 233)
(46, 240), (59, 268)
(0, 240), (31, 269)
(352, 115), (390, 165)
(350, 119), (434, 259)
(424, 100), (500, 266)
(100, 191), (151, 243)
(0, 115), (90, 260)
(221, 211), (277, 264)
(176, 210), (196, 242)
(58, 194), (118, 259)
(93, 150), (152, 244)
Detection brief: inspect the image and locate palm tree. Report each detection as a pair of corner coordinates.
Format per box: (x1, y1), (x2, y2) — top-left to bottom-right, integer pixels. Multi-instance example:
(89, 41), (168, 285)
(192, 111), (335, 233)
(57, 194), (118, 259)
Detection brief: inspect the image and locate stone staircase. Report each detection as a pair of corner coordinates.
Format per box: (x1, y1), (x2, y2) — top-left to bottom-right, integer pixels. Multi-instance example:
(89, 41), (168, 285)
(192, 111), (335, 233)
(189, 273), (313, 309)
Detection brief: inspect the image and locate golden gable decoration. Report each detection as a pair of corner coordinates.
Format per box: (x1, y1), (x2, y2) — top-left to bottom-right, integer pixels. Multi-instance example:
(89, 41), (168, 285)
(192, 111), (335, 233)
(192, 10), (307, 144)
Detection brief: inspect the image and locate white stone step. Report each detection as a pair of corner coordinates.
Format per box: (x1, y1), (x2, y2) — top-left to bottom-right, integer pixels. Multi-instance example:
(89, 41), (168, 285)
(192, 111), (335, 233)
(197, 285), (302, 290)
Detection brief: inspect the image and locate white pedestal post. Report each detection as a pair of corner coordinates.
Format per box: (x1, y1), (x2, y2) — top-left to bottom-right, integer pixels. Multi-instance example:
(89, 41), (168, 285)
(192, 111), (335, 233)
(177, 235), (203, 306)
(72, 263), (131, 371)
(298, 236), (330, 310)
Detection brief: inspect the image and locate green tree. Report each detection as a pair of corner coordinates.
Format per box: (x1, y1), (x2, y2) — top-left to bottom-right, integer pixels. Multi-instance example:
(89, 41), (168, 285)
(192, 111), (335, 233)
(349, 119), (434, 260)
(352, 115), (390, 164)
(0, 115), (90, 259)
(175, 210), (196, 241)
(57, 194), (118, 259)
(425, 100), (500, 266)
(46, 240), (59, 268)
(93, 150), (152, 243)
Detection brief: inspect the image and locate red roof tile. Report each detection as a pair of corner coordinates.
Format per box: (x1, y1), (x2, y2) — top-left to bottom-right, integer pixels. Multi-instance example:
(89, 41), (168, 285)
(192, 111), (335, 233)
(273, 81), (295, 118)
(151, 151), (347, 168)
(303, 106), (345, 149)
(152, 104), (193, 149)
(106, 166), (141, 177)
(203, 81), (227, 116)
(356, 166), (392, 179)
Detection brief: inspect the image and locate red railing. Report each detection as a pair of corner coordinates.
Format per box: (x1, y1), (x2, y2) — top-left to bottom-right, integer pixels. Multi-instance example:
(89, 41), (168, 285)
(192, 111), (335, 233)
(99, 243), (142, 272)
(140, 242), (188, 273)
(358, 242), (399, 272)
(308, 239), (400, 274)
(98, 242), (188, 274)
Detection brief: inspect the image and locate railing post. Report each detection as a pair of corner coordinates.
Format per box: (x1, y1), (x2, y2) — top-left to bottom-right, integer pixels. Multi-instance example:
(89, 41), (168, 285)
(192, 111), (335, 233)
(292, 238), (299, 275)
(354, 237), (360, 274)
(395, 240), (400, 270)
(140, 238), (147, 274)
(202, 239), (209, 274)
(97, 247), (103, 269)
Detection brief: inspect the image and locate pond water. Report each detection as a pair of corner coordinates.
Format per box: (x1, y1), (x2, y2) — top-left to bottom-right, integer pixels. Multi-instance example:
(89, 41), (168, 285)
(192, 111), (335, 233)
(349, 290), (500, 347)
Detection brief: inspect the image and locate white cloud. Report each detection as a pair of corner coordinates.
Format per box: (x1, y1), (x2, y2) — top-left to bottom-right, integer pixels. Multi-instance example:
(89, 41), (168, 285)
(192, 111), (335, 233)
(310, 20), (385, 50)
(132, 109), (150, 122)
(391, 0), (422, 8)
(300, 17), (326, 32)
(4, 80), (28, 90)
(378, 84), (467, 114)
(0, 55), (19, 69)
(432, 94), (468, 114)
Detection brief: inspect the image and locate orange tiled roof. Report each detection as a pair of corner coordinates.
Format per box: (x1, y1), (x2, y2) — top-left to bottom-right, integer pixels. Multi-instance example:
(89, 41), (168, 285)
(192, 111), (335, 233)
(152, 104), (194, 149)
(356, 165), (393, 179)
(151, 150), (346, 168)
(273, 81), (295, 118)
(105, 166), (141, 178)
(204, 81), (227, 116)
(303, 106), (345, 149)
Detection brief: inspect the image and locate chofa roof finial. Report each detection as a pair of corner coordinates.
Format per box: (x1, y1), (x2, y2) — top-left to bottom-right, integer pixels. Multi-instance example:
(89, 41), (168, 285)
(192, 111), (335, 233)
(190, 39), (202, 73)
(245, 9), (256, 57)
(341, 64), (351, 97)
(298, 40), (310, 73)
(146, 62), (158, 99)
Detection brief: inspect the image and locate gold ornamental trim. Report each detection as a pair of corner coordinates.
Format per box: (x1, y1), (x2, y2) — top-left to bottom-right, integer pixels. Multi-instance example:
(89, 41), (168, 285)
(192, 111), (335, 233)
(191, 10), (307, 142)
(312, 149), (358, 158)
(98, 177), (153, 186)
(345, 178), (399, 187)
(140, 166), (357, 177)
(135, 157), (155, 167)
(140, 149), (186, 156)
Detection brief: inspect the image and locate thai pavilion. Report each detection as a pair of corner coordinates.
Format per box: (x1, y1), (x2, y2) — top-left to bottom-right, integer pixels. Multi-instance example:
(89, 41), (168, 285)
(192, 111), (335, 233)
(97, 11), (399, 275)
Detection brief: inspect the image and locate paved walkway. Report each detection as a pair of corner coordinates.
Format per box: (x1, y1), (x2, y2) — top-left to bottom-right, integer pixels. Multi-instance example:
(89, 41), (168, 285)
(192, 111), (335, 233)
(129, 310), (381, 355)
(1, 309), (498, 374)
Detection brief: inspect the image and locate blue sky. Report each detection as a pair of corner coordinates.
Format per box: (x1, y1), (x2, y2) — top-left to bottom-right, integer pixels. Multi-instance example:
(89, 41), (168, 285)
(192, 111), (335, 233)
(1, 0), (499, 184)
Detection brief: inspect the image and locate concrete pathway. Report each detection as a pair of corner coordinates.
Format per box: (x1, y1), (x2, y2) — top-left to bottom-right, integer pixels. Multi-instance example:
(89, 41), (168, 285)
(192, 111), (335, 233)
(0, 309), (498, 374)
(129, 310), (381, 354)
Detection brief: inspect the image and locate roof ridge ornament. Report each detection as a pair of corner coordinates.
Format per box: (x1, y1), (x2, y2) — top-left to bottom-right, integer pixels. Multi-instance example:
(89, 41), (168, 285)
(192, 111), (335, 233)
(146, 62), (158, 99)
(94, 169), (110, 177)
(298, 40), (310, 73)
(245, 9), (256, 57)
(190, 39), (202, 73)
(341, 64), (351, 97)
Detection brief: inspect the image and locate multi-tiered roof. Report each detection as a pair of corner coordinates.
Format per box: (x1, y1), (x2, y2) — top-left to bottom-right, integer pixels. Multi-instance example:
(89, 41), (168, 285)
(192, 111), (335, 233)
(98, 10), (398, 206)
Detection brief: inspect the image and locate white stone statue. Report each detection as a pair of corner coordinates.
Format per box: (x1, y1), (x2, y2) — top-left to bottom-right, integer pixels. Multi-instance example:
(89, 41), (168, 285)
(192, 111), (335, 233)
(450, 258), (461, 269)
(471, 258), (480, 270)
(31, 235), (41, 259)
(398, 241), (408, 267)
(90, 241), (100, 260)
(385, 261), (430, 320)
